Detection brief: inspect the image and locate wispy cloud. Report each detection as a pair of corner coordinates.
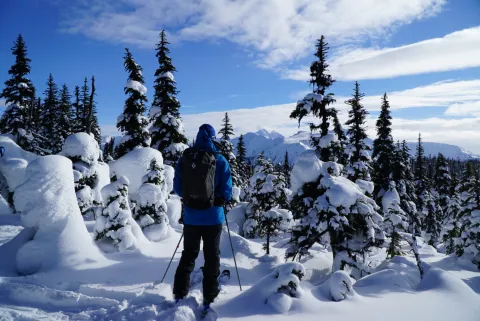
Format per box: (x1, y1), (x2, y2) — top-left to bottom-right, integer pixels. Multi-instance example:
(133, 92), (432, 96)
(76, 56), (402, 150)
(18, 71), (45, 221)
(283, 26), (480, 81)
(58, 0), (444, 70)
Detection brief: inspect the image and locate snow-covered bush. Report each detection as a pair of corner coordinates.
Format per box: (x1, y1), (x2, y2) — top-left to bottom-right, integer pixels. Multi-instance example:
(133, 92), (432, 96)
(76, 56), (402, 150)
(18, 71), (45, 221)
(94, 176), (138, 252)
(61, 133), (104, 217)
(134, 159), (171, 241)
(12, 155), (105, 274)
(382, 181), (409, 258)
(329, 270), (354, 301)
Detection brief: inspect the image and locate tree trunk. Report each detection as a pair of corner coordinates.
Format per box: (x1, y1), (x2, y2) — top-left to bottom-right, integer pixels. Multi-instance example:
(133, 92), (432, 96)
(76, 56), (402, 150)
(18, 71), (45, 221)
(266, 227), (270, 255)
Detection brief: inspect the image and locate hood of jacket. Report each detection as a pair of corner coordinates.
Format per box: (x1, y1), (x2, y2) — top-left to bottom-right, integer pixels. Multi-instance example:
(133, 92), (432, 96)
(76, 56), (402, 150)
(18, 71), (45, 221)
(194, 129), (217, 153)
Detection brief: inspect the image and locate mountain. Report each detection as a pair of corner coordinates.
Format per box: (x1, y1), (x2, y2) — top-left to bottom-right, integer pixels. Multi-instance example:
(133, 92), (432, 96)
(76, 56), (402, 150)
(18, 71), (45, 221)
(231, 129), (480, 163)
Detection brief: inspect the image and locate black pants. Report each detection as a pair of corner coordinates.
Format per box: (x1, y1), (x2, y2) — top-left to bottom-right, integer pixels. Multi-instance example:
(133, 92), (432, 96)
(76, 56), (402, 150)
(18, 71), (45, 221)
(173, 224), (222, 303)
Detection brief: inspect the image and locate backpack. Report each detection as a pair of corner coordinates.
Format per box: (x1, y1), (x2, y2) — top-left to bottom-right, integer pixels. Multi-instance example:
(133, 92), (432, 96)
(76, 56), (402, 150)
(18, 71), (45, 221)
(182, 147), (217, 210)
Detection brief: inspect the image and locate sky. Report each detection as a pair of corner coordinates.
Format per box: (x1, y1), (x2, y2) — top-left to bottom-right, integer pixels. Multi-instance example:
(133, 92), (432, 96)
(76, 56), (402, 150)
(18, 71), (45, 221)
(0, 0), (480, 152)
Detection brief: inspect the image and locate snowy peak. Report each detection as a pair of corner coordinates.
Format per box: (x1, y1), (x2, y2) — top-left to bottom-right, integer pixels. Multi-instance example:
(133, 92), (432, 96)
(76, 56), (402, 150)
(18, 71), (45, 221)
(255, 129), (285, 140)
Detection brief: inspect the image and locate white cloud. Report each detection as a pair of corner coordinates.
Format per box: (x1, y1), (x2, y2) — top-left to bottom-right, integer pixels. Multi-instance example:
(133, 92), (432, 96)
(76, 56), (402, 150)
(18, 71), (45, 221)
(60, 0), (444, 69)
(182, 79), (480, 153)
(283, 26), (480, 81)
(444, 100), (480, 117)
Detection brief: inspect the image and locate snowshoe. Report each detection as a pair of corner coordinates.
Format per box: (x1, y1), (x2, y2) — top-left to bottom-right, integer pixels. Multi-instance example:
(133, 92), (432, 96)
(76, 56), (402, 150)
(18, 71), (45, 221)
(218, 269), (230, 285)
(200, 304), (218, 320)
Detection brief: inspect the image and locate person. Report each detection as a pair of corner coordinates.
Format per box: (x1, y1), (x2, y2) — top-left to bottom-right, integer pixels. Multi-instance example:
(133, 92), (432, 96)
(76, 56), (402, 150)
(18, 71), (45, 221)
(172, 124), (232, 309)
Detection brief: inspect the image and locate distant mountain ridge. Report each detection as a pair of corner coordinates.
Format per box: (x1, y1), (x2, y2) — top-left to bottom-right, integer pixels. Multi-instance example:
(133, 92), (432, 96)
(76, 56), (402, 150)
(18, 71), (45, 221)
(230, 129), (480, 163)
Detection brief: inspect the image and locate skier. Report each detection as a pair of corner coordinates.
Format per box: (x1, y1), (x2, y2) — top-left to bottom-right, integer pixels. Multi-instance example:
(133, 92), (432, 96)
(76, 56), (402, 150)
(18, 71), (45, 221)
(172, 124), (232, 314)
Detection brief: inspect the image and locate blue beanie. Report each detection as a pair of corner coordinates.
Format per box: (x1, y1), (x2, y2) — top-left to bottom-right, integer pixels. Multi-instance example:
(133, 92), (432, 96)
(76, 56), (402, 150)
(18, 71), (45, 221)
(199, 124), (216, 138)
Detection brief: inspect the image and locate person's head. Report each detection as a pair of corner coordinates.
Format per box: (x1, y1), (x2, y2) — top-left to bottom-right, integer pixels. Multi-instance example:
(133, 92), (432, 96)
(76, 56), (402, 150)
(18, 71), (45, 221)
(195, 124), (218, 152)
(198, 124), (216, 139)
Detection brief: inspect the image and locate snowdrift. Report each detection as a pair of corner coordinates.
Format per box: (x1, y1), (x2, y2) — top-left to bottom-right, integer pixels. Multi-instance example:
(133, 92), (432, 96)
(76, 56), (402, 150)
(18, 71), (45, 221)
(5, 155), (106, 275)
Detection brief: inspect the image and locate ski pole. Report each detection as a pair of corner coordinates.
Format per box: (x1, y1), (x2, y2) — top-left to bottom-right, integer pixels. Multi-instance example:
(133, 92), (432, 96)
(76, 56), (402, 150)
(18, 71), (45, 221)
(224, 206), (242, 291)
(160, 232), (184, 284)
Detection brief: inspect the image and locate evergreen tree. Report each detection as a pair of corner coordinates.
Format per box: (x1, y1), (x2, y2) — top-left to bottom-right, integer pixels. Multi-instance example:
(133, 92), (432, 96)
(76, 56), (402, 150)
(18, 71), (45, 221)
(344, 81), (371, 183)
(115, 48), (150, 158)
(103, 136), (116, 162)
(372, 93), (395, 202)
(218, 112), (234, 140)
(441, 172), (462, 255)
(134, 159), (169, 239)
(382, 182), (409, 258)
(218, 113), (240, 197)
(57, 84), (74, 149)
(244, 153), (288, 238)
(290, 36), (337, 162)
(94, 176), (137, 251)
(283, 151), (291, 187)
(41, 74), (61, 153)
(85, 76), (101, 145)
(72, 85), (82, 132)
(434, 153), (452, 215)
(149, 30), (188, 166)
(236, 134), (249, 192)
(258, 209), (291, 255)
(330, 108), (349, 164)
(80, 77), (89, 131)
(415, 134), (441, 246)
(0, 34), (36, 151)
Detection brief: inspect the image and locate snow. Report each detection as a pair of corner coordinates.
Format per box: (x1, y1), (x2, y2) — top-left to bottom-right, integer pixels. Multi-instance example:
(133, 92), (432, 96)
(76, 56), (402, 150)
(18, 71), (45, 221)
(290, 150), (322, 194)
(159, 71), (175, 81)
(0, 136), (37, 192)
(226, 202), (248, 235)
(5, 155), (106, 275)
(18, 82), (29, 89)
(61, 133), (100, 165)
(356, 179), (374, 195)
(318, 131), (337, 148)
(329, 270), (354, 301)
(109, 147), (163, 195)
(126, 79), (147, 95)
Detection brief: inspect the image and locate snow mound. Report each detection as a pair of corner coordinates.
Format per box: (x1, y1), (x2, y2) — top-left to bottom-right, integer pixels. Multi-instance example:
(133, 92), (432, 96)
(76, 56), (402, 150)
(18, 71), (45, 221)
(109, 147), (164, 194)
(220, 227), (259, 259)
(0, 135), (37, 192)
(329, 270), (355, 301)
(159, 71), (175, 81)
(11, 155), (106, 274)
(60, 133), (100, 165)
(290, 150), (322, 194)
(164, 164), (175, 194)
(126, 79), (147, 95)
(354, 269), (413, 293)
(218, 262), (305, 315)
(166, 195), (182, 229)
(226, 202), (248, 235)
(418, 268), (477, 295)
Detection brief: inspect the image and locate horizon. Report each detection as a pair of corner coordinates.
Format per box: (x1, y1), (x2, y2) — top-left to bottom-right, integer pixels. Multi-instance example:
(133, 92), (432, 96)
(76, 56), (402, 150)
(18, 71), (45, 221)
(1, 0), (480, 152)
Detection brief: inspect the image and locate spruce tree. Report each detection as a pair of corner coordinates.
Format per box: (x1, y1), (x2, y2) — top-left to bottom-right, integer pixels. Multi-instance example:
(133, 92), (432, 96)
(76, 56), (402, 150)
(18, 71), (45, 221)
(41, 74), (61, 153)
(72, 85), (82, 132)
(372, 93), (395, 202)
(283, 151), (291, 187)
(344, 81), (371, 183)
(115, 48), (150, 158)
(286, 37), (384, 278)
(80, 77), (89, 131)
(236, 134), (249, 191)
(441, 172), (461, 255)
(455, 163), (480, 267)
(218, 112), (240, 194)
(330, 108), (349, 164)
(219, 112), (233, 140)
(85, 76), (101, 144)
(434, 153), (451, 216)
(57, 84), (74, 149)
(415, 134), (441, 246)
(149, 30), (188, 166)
(382, 182), (409, 258)
(0, 34), (36, 151)
(290, 36), (336, 162)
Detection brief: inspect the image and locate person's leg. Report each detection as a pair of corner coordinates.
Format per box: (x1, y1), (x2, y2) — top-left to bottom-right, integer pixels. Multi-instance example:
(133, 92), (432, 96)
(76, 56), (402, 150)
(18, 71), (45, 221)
(201, 224), (223, 304)
(173, 225), (201, 300)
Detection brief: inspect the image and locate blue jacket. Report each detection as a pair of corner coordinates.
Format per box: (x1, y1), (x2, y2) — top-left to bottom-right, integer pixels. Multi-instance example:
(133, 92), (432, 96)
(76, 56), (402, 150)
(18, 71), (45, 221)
(173, 130), (232, 226)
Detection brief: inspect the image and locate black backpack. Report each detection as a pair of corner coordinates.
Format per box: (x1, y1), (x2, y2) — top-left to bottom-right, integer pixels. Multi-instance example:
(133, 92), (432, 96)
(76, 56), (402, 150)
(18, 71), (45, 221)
(182, 147), (217, 210)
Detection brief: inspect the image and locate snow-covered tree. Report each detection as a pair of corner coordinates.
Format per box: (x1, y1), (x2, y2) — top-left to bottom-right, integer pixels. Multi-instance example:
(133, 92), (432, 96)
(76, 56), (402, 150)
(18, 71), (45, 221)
(344, 81), (371, 184)
(455, 163), (480, 267)
(236, 134), (249, 193)
(290, 36), (337, 162)
(84, 76), (101, 145)
(41, 73), (61, 153)
(218, 113), (240, 195)
(330, 108), (349, 164)
(61, 133), (102, 217)
(258, 209), (292, 255)
(283, 151), (291, 188)
(95, 175), (137, 251)
(103, 136), (116, 162)
(382, 182), (409, 258)
(134, 159), (170, 241)
(115, 48), (150, 158)
(56, 84), (74, 150)
(415, 134), (442, 246)
(441, 172), (462, 254)
(372, 93), (395, 203)
(149, 30), (188, 166)
(0, 34), (37, 152)
(434, 153), (451, 216)
(244, 153), (288, 238)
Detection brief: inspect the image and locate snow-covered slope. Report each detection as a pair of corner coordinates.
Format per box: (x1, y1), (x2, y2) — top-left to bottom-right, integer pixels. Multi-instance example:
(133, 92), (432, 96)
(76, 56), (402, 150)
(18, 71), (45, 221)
(231, 130), (480, 162)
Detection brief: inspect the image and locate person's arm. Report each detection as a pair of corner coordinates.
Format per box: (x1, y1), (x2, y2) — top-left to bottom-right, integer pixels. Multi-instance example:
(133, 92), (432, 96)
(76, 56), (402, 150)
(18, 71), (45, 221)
(218, 156), (233, 202)
(173, 157), (183, 197)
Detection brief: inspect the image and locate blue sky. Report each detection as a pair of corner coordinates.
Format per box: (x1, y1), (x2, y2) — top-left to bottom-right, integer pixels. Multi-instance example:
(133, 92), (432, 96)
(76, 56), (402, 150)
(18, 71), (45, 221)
(1, 0), (479, 151)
